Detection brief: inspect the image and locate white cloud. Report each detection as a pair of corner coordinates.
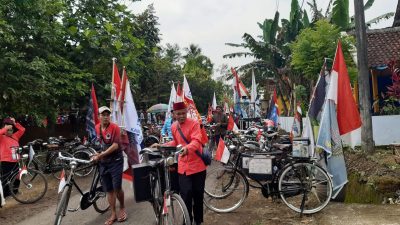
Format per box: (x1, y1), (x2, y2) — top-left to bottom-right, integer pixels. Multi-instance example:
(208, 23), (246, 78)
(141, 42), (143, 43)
(129, 0), (397, 74)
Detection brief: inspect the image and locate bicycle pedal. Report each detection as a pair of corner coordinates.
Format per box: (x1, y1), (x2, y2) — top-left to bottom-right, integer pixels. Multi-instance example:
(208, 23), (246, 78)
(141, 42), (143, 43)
(67, 208), (79, 212)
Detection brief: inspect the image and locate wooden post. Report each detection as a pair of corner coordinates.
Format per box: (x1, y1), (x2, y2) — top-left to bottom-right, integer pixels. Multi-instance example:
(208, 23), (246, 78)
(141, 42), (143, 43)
(354, 0), (375, 153)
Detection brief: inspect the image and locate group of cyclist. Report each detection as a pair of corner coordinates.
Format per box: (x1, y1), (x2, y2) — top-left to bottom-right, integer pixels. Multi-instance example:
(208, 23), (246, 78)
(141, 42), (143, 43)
(0, 102), (229, 225)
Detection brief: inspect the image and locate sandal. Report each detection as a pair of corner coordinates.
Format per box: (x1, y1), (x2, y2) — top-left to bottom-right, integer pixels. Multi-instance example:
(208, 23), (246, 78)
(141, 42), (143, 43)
(117, 210), (127, 222)
(104, 217), (117, 225)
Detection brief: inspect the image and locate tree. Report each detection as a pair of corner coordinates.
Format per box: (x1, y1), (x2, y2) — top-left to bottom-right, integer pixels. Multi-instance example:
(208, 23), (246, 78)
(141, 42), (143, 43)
(290, 20), (356, 82)
(394, 0), (400, 27)
(182, 44), (213, 80)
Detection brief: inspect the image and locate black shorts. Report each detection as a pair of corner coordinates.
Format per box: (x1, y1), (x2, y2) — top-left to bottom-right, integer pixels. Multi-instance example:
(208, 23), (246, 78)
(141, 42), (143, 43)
(99, 158), (123, 192)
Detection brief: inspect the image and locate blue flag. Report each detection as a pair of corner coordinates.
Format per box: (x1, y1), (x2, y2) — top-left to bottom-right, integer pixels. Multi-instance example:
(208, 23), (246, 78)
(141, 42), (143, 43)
(86, 94), (97, 142)
(316, 100), (348, 198)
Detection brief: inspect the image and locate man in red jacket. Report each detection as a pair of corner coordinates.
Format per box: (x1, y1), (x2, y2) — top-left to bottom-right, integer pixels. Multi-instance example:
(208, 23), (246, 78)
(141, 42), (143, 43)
(164, 102), (207, 225)
(0, 117), (25, 197)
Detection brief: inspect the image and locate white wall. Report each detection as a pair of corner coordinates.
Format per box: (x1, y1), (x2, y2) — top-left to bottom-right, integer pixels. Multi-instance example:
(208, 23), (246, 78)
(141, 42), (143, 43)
(279, 115), (400, 146)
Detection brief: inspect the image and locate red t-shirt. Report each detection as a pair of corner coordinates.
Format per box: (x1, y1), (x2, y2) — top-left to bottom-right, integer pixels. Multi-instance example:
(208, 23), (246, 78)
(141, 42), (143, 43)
(0, 123), (25, 162)
(95, 122), (121, 160)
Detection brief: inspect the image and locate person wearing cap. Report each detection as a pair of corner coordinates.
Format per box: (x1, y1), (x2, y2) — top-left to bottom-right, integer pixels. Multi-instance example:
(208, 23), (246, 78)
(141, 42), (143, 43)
(92, 106), (126, 225)
(211, 105), (228, 146)
(158, 101), (206, 225)
(0, 117), (25, 197)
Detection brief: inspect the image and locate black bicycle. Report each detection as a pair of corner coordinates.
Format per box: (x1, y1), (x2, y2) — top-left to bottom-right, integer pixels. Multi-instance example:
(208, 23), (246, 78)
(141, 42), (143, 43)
(134, 146), (191, 225)
(54, 152), (109, 225)
(204, 140), (333, 215)
(1, 146), (48, 204)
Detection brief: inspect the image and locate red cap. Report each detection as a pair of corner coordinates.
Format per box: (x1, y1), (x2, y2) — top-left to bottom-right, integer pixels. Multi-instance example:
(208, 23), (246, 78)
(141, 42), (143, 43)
(173, 102), (186, 111)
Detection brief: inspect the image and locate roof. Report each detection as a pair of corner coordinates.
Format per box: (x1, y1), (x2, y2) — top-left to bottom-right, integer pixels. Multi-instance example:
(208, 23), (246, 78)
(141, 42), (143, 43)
(366, 27), (400, 68)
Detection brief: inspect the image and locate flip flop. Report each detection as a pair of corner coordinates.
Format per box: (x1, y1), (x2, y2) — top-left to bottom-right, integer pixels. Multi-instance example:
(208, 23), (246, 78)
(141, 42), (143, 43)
(104, 217), (117, 225)
(117, 210), (127, 222)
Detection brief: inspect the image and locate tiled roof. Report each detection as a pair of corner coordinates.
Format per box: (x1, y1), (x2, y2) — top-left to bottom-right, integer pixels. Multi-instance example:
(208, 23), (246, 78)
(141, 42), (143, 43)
(366, 27), (400, 68)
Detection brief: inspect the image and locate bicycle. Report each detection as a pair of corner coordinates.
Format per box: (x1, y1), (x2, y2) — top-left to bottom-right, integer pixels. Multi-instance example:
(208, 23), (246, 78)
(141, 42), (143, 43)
(134, 146), (191, 225)
(1, 146), (48, 204)
(54, 152), (109, 225)
(204, 143), (333, 215)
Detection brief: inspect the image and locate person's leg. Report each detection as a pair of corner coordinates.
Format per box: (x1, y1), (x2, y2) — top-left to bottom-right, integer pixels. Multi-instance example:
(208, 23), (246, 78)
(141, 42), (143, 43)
(109, 160), (126, 222)
(179, 173), (193, 223)
(100, 165), (117, 225)
(192, 170), (206, 224)
(1, 162), (18, 197)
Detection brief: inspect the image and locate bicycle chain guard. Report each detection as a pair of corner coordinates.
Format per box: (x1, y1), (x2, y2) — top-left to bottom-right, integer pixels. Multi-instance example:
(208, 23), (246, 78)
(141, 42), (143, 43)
(80, 192), (93, 210)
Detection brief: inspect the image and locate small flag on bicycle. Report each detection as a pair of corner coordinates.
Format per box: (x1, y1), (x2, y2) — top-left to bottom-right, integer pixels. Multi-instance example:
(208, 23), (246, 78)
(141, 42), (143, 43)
(215, 139), (230, 164)
(18, 165), (28, 180)
(58, 169), (66, 194)
(28, 145), (35, 165)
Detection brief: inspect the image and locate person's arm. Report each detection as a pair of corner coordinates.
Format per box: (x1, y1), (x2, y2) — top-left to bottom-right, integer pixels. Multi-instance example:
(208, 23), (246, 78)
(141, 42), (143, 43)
(13, 122), (25, 140)
(220, 115), (228, 128)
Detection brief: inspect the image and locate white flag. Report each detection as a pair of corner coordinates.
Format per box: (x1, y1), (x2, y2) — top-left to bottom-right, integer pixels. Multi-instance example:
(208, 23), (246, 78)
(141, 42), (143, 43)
(212, 92), (217, 110)
(28, 145), (35, 165)
(166, 84), (177, 120)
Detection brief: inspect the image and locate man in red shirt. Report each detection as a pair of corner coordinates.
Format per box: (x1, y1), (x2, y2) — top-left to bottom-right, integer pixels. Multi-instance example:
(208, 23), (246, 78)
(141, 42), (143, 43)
(92, 106), (126, 225)
(0, 117), (25, 197)
(165, 102), (207, 225)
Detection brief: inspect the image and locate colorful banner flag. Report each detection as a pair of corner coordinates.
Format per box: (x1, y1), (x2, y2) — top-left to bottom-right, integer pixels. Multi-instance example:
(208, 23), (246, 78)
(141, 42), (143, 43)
(86, 84), (99, 142)
(308, 61), (327, 121)
(268, 89), (279, 126)
(290, 103), (302, 139)
(215, 139), (230, 164)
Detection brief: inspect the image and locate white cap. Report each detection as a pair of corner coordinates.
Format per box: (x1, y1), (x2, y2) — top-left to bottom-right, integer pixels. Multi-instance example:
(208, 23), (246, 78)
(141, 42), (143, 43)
(99, 106), (111, 114)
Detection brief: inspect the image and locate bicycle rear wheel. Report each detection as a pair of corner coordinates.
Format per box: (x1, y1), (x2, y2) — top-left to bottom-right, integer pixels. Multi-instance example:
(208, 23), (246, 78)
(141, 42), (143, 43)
(278, 162), (332, 214)
(50, 152), (73, 179)
(93, 186), (110, 213)
(73, 149), (95, 177)
(10, 169), (48, 204)
(54, 185), (72, 225)
(204, 167), (248, 213)
(150, 174), (162, 223)
(158, 193), (190, 225)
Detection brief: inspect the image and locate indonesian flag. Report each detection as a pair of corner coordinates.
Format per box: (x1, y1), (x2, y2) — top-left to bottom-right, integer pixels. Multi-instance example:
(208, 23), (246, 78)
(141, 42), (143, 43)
(215, 139), (230, 164)
(329, 40), (362, 135)
(227, 114), (239, 132)
(18, 165), (28, 180)
(111, 59), (122, 124)
(231, 67), (250, 98)
(58, 169), (66, 194)
(176, 82), (183, 102)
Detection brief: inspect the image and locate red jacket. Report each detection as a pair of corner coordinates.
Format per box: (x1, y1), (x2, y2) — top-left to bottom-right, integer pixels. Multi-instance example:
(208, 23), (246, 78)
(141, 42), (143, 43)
(166, 118), (206, 175)
(0, 123), (25, 162)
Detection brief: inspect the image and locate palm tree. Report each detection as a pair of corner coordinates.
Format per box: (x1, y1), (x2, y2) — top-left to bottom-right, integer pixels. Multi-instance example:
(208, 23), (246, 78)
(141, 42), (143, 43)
(394, 0), (400, 27)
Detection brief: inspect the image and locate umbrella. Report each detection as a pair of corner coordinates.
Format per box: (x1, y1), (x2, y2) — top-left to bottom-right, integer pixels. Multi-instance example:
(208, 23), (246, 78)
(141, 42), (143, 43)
(147, 103), (169, 113)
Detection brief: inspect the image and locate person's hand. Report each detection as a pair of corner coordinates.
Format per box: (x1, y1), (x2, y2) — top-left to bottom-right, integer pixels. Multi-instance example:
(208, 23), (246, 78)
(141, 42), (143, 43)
(10, 118), (15, 124)
(91, 152), (102, 161)
(5, 124), (13, 130)
(180, 146), (188, 156)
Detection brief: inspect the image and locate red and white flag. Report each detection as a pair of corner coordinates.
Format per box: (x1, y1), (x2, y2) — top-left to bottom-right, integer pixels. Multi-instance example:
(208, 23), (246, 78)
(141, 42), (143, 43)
(58, 169), (66, 194)
(176, 82), (183, 102)
(329, 41), (362, 135)
(18, 165), (28, 180)
(215, 139), (230, 164)
(111, 59), (122, 124)
(231, 67), (250, 98)
(227, 114), (238, 132)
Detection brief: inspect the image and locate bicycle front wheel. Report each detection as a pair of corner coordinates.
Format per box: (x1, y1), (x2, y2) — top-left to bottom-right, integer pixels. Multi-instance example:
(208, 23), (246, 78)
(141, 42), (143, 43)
(10, 169), (48, 204)
(54, 185), (72, 225)
(158, 193), (190, 225)
(204, 167), (248, 213)
(278, 162), (332, 214)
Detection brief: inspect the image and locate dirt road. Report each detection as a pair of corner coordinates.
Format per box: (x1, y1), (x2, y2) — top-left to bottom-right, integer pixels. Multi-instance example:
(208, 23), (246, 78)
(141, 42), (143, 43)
(1, 176), (400, 225)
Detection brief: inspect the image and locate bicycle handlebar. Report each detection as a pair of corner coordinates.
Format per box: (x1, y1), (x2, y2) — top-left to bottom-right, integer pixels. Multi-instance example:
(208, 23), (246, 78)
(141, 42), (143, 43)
(58, 152), (91, 164)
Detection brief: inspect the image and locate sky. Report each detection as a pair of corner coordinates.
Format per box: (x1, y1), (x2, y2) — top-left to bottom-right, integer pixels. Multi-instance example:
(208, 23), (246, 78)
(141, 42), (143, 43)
(127, 0), (397, 76)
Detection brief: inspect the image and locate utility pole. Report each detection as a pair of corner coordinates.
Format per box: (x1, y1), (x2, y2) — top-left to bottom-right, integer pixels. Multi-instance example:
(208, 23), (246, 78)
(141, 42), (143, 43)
(354, 0), (374, 153)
